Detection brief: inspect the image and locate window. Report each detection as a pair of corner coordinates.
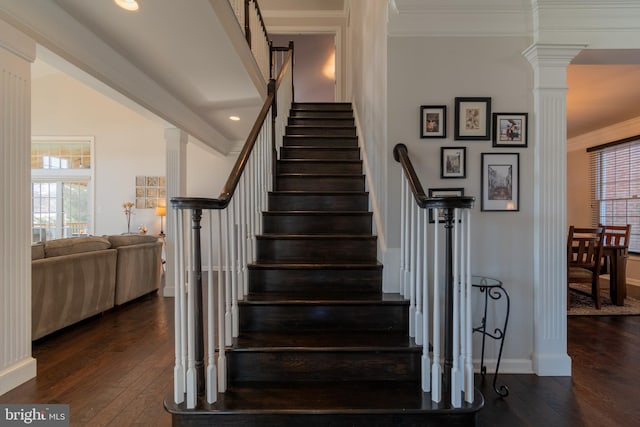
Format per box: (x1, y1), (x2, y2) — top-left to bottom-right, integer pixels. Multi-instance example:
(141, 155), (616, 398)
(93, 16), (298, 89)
(589, 135), (640, 253)
(31, 137), (94, 242)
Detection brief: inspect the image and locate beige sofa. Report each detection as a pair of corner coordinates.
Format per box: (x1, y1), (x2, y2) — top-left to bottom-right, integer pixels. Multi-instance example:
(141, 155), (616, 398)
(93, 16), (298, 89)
(31, 234), (162, 340)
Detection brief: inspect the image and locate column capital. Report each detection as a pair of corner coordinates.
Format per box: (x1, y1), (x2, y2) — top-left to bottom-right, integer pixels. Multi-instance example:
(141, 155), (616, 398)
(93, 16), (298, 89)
(164, 127), (188, 149)
(523, 43), (587, 68)
(523, 43), (586, 90)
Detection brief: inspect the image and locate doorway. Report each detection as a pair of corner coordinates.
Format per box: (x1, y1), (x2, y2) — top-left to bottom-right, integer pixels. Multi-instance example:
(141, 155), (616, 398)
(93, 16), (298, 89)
(271, 34), (336, 102)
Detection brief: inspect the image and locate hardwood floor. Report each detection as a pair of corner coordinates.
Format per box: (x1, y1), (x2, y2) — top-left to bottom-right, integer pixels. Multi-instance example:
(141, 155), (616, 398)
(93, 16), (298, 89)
(2, 293), (639, 427)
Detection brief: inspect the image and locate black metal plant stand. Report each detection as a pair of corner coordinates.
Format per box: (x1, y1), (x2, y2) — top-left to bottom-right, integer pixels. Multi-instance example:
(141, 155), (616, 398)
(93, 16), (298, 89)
(472, 275), (510, 397)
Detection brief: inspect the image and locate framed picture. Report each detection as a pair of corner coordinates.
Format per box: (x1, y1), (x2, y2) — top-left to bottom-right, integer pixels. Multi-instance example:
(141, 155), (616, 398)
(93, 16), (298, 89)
(420, 105), (447, 138)
(428, 188), (464, 223)
(454, 97), (491, 140)
(493, 113), (528, 147)
(440, 147), (466, 179)
(481, 153), (519, 211)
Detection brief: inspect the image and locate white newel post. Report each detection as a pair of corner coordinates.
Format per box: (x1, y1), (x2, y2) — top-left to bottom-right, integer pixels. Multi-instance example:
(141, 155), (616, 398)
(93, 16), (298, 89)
(0, 19), (37, 395)
(523, 43), (585, 376)
(164, 128), (188, 297)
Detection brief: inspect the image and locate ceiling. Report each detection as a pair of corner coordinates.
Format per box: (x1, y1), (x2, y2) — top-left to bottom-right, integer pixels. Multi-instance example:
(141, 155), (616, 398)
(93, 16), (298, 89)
(567, 50), (640, 139)
(18, 1), (640, 145)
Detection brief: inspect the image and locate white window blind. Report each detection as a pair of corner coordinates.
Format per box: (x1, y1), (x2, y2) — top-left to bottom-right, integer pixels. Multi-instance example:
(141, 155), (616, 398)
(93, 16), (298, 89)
(588, 135), (640, 253)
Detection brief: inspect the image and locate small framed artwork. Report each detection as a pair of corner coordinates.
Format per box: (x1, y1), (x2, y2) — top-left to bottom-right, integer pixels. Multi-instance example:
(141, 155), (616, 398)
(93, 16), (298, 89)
(428, 188), (464, 223)
(420, 105), (447, 138)
(441, 146), (466, 179)
(454, 97), (491, 140)
(493, 113), (528, 147)
(481, 153), (519, 212)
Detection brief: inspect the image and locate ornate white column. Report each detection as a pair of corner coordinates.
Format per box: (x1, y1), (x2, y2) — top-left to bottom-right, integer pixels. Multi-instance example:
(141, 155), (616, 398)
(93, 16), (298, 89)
(523, 43), (585, 376)
(0, 19), (37, 394)
(163, 128), (188, 297)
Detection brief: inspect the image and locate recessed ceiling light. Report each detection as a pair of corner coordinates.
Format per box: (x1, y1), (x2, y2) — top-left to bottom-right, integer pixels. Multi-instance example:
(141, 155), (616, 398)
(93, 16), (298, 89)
(229, 116), (240, 121)
(114, 0), (139, 11)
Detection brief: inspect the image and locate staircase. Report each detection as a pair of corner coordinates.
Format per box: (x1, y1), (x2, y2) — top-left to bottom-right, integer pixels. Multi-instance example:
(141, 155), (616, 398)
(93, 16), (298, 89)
(168, 102), (481, 426)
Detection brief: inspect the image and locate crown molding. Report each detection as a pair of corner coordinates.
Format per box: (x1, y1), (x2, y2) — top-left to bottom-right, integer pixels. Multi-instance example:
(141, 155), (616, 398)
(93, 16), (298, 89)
(567, 115), (640, 152)
(261, 9), (346, 20)
(388, 0), (532, 37)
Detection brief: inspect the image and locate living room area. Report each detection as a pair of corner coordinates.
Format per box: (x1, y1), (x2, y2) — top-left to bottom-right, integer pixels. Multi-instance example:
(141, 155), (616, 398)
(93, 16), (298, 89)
(29, 51), (242, 340)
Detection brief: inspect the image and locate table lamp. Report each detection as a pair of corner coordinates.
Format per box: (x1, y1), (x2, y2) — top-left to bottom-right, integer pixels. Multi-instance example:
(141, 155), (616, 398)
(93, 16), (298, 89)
(155, 206), (166, 237)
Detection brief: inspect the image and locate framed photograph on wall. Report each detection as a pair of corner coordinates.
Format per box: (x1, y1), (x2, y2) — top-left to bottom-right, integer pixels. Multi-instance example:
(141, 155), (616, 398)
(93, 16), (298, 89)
(428, 188), (465, 223)
(420, 105), (447, 138)
(493, 113), (528, 147)
(454, 97), (491, 140)
(440, 146), (466, 179)
(481, 153), (519, 211)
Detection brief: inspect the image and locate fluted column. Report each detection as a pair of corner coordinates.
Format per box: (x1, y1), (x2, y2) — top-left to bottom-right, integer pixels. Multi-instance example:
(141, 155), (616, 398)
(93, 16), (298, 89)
(0, 19), (36, 394)
(163, 128), (188, 297)
(523, 43), (585, 376)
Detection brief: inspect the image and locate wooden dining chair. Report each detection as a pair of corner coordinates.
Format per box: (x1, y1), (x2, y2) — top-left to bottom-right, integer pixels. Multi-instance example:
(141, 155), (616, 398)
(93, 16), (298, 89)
(598, 224), (631, 270)
(567, 226), (605, 309)
(601, 224), (631, 247)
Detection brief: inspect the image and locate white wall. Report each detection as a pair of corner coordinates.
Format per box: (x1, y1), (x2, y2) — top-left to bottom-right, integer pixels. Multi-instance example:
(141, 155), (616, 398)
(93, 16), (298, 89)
(347, 0), (392, 283)
(31, 71), (237, 240)
(387, 36), (534, 372)
(32, 72), (167, 236)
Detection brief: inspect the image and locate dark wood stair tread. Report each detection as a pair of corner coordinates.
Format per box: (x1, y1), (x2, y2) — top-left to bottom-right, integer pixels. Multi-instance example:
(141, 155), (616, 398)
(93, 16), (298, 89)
(166, 381), (483, 413)
(233, 331), (418, 349)
(240, 293), (406, 304)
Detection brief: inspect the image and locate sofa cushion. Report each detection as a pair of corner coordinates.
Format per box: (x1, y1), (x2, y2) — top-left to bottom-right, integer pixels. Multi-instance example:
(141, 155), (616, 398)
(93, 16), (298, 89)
(44, 236), (112, 258)
(31, 243), (45, 260)
(108, 234), (158, 248)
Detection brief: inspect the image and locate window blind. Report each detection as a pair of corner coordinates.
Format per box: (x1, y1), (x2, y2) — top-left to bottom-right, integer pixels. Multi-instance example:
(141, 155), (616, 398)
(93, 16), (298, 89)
(588, 135), (640, 253)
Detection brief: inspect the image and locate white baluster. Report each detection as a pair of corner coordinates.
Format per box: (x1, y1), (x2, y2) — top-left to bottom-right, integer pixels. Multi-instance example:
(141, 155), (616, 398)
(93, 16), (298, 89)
(421, 208), (431, 392)
(206, 211), (217, 403)
(415, 205), (423, 346)
(217, 211), (227, 392)
(231, 201), (239, 339)
(173, 209), (185, 404)
(451, 208), (461, 408)
(403, 181), (410, 297)
(464, 209), (474, 403)
(224, 209), (232, 346)
(399, 175), (406, 297)
(409, 199), (416, 337)
(431, 208), (441, 403)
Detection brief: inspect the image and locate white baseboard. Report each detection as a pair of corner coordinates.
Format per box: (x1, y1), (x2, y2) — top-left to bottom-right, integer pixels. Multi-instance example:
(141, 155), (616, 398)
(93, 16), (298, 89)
(0, 357), (37, 396)
(532, 353), (572, 376)
(474, 358), (533, 374)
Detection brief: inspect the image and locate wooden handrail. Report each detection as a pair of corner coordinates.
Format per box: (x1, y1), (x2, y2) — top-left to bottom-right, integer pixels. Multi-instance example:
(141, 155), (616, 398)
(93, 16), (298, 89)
(393, 143), (474, 210)
(171, 46), (293, 211)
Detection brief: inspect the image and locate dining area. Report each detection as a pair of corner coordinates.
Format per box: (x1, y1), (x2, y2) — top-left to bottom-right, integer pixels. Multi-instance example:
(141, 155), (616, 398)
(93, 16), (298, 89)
(567, 224), (632, 310)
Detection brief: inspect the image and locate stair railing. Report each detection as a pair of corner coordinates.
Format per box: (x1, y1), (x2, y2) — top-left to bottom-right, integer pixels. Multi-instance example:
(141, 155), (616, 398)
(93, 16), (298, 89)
(229, 0), (271, 81)
(393, 143), (475, 408)
(170, 46), (293, 409)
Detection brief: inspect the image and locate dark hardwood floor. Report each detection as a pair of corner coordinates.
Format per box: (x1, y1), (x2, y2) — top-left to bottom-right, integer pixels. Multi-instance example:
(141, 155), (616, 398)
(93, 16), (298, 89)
(2, 292), (639, 427)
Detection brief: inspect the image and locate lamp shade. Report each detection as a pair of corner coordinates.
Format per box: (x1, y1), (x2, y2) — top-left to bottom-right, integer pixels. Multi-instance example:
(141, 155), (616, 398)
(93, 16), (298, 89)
(155, 207), (166, 217)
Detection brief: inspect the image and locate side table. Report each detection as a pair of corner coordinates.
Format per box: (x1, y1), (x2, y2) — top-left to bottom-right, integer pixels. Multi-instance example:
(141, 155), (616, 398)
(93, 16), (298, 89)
(472, 275), (510, 397)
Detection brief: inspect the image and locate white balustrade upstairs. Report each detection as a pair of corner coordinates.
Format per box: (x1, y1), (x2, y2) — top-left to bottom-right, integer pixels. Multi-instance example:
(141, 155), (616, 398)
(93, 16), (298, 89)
(230, 0), (271, 82)
(394, 143), (475, 408)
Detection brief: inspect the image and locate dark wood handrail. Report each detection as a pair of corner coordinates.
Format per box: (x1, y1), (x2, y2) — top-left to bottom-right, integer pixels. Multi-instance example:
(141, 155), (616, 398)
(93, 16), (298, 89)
(171, 46), (294, 211)
(393, 143), (475, 210)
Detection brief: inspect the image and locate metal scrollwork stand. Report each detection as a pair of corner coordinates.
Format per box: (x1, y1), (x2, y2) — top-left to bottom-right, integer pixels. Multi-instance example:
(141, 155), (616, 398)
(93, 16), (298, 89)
(472, 276), (510, 397)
